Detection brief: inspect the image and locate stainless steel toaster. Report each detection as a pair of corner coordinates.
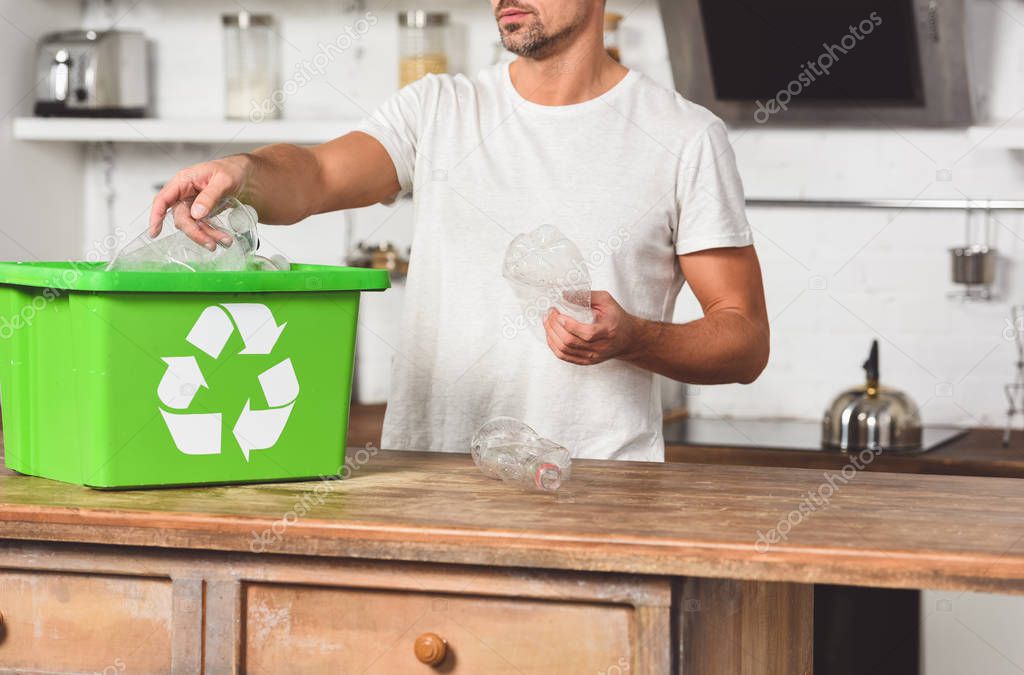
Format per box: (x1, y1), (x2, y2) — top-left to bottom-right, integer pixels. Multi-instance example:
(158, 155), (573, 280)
(34, 30), (149, 117)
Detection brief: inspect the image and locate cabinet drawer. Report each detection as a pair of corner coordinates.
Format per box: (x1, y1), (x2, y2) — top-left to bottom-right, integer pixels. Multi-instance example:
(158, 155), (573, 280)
(244, 582), (634, 674)
(0, 570), (173, 674)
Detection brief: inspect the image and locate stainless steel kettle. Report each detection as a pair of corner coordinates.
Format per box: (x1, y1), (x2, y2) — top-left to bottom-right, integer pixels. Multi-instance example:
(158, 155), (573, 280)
(822, 340), (922, 452)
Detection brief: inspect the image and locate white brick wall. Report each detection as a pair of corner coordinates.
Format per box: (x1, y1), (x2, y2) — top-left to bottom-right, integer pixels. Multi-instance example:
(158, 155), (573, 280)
(73, 0), (1024, 427)
(0, 0), (85, 261)
(690, 127), (1024, 427)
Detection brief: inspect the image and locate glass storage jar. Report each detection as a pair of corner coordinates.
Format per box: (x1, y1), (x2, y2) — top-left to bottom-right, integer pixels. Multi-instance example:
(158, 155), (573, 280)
(399, 11), (449, 88)
(223, 12), (280, 121)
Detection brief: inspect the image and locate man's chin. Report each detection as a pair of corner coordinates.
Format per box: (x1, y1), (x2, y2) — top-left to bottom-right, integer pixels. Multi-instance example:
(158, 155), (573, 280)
(500, 36), (524, 54)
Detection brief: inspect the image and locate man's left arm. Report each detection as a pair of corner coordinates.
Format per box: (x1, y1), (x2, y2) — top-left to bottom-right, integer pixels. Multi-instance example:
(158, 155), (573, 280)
(543, 245), (769, 384)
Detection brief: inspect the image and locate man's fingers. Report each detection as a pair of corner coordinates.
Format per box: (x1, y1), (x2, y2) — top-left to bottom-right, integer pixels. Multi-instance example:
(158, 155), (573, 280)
(171, 203), (218, 251)
(190, 172), (235, 220)
(149, 186), (179, 235)
(558, 313), (601, 341)
(149, 161), (244, 240)
(544, 314), (597, 363)
(548, 311), (589, 349)
(149, 203), (167, 238)
(150, 179), (194, 236)
(193, 212), (233, 245)
(545, 329), (590, 365)
(199, 220), (232, 245)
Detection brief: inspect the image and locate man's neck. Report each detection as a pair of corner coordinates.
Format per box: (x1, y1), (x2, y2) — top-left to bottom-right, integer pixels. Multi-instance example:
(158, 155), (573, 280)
(508, 32), (629, 107)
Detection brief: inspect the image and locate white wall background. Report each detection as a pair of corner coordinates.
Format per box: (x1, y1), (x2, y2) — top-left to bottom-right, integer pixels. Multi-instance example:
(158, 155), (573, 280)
(0, 0), (85, 261)
(922, 589), (1024, 675)
(4, 1), (1024, 673)
(679, 0), (1024, 429)
(56, 0), (1024, 431)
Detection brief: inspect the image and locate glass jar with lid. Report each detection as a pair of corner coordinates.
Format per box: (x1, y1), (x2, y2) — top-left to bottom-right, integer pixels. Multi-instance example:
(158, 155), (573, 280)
(398, 11), (449, 88)
(223, 12), (281, 121)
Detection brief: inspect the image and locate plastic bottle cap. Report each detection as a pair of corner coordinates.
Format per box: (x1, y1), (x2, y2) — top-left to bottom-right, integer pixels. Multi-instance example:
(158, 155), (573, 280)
(535, 464), (562, 491)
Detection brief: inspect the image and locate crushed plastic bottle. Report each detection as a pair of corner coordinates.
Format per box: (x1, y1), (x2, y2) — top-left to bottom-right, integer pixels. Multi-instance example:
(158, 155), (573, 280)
(107, 198), (264, 272)
(503, 225), (594, 337)
(503, 225), (594, 323)
(252, 254), (291, 272)
(470, 417), (572, 492)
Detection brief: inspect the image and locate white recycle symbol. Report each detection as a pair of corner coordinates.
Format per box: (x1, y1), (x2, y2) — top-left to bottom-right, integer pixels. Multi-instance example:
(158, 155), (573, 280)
(157, 303), (299, 462)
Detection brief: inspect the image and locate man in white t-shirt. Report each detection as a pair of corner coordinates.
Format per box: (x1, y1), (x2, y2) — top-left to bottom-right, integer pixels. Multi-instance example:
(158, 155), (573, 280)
(150, 0), (769, 462)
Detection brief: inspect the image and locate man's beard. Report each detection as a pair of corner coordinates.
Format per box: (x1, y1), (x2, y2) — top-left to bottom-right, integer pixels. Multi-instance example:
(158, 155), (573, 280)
(498, 10), (582, 58)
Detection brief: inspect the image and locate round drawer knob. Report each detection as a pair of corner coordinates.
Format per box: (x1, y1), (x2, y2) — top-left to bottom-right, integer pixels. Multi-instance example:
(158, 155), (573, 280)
(414, 632), (447, 666)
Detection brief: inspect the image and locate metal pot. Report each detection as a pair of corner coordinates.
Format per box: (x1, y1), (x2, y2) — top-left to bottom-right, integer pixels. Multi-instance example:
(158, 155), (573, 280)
(822, 340), (922, 452)
(950, 244), (995, 286)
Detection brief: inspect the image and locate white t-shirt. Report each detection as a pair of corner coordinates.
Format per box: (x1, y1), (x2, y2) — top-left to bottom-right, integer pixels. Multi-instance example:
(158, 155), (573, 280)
(358, 63), (753, 462)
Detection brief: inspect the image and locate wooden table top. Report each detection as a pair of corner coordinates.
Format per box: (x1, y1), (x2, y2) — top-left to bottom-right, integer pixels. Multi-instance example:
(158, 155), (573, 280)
(1, 450), (1023, 594)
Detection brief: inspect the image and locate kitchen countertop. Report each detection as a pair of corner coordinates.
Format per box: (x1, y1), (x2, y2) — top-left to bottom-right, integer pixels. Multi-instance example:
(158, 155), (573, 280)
(664, 420), (1024, 478)
(1, 449), (1024, 594)
(348, 404), (1024, 479)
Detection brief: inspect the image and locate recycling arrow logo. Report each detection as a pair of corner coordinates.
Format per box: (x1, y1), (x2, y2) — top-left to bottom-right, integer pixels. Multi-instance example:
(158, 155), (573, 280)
(157, 303), (299, 461)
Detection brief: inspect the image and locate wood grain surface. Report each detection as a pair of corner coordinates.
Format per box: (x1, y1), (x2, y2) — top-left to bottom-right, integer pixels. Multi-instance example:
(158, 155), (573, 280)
(679, 578), (813, 675)
(0, 540), (673, 675)
(1, 450), (1024, 593)
(0, 569), (174, 673)
(243, 582), (635, 673)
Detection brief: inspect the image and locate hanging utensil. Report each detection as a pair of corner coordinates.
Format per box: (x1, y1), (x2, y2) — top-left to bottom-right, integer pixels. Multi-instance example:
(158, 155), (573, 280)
(950, 206), (996, 300)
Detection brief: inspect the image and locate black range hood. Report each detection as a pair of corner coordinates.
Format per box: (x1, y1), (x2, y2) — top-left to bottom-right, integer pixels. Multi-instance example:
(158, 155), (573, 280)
(658, 0), (973, 125)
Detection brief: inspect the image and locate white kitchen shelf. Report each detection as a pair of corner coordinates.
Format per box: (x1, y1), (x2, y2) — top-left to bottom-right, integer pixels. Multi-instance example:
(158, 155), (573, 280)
(967, 122), (1024, 150)
(11, 117), (357, 145)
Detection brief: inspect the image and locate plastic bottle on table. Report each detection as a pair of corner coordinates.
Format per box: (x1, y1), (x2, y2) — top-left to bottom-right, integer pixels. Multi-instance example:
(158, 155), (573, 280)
(470, 417), (572, 492)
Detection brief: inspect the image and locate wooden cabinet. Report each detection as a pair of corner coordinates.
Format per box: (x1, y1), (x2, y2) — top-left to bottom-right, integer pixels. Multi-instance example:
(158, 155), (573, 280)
(0, 543), (671, 675)
(0, 569), (174, 674)
(244, 583), (635, 673)
(15, 450), (1013, 675)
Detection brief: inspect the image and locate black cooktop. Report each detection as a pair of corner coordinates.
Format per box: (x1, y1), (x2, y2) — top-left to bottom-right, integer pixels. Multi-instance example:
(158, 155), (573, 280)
(663, 418), (968, 454)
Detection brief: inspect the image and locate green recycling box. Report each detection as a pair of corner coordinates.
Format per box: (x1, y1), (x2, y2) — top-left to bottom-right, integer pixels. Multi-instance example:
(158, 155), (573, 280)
(0, 262), (389, 489)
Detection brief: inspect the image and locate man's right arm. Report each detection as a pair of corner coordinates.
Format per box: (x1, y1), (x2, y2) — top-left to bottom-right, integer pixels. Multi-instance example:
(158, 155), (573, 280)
(149, 131), (400, 250)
